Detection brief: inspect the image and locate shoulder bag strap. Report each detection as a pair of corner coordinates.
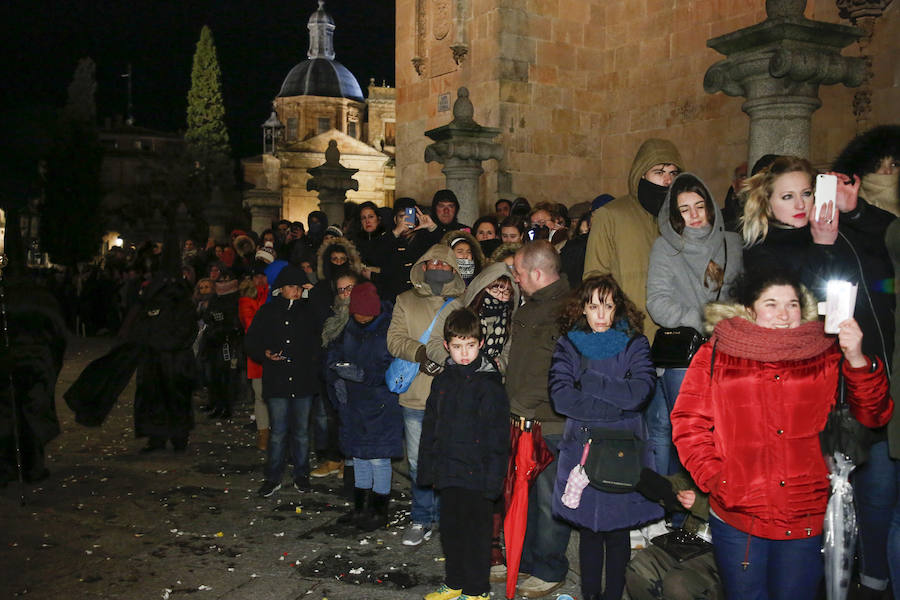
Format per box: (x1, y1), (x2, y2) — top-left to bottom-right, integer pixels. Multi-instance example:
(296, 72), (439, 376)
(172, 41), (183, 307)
(417, 297), (456, 344)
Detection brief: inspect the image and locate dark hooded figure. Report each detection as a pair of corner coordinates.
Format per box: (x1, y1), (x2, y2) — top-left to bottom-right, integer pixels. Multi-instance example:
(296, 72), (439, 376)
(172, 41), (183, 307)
(65, 234), (198, 452)
(128, 271), (198, 450)
(0, 276), (67, 485)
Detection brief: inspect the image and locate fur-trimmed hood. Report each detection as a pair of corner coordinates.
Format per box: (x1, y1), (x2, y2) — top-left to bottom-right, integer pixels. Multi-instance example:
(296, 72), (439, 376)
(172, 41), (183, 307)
(315, 237), (363, 281)
(702, 285), (819, 335)
(832, 125), (900, 178)
(439, 229), (486, 271)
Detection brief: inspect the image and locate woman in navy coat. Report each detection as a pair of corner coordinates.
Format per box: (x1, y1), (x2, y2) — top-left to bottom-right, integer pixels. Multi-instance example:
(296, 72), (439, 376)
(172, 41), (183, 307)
(326, 282), (403, 531)
(550, 274), (662, 600)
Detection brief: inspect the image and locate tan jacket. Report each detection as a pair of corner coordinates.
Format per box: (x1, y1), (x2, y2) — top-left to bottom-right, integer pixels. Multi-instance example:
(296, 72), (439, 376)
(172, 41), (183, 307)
(583, 138), (684, 338)
(386, 244), (465, 410)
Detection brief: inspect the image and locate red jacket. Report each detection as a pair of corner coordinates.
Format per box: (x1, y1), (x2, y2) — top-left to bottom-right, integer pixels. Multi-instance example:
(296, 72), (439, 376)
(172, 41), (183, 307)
(672, 321), (892, 540)
(238, 283), (268, 379)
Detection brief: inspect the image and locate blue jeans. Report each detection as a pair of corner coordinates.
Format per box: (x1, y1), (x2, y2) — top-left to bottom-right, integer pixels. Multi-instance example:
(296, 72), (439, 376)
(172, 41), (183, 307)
(265, 396), (312, 483)
(519, 434), (572, 583)
(354, 457), (392, 495)
(403, 406), (439, 525)
(889, 458), (900, 598)
(710, 515), (823, 600)
(646, 368), (686, 475)
(853, 439), (896, 589)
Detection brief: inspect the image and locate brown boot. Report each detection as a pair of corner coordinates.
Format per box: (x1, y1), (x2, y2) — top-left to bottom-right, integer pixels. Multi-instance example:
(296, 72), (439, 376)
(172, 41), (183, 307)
(257, 429), (269, 451)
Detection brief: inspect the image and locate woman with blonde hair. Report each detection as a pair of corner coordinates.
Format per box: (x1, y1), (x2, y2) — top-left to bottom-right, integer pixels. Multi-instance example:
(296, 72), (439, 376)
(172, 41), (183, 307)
(741, 154), (897, 596)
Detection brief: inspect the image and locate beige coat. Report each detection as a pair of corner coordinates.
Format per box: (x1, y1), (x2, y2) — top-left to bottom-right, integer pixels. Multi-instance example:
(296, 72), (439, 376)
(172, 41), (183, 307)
(386, 244), (466, 410)
(583, 138), (684, 338)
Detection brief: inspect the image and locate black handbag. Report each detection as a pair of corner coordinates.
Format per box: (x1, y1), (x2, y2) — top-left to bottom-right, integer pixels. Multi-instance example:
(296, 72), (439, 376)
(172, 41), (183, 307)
(650, 326), (706, 368)
(651, 529), (713, 562)
(650, 238), (727, 368)
(583, 428), (643, 493)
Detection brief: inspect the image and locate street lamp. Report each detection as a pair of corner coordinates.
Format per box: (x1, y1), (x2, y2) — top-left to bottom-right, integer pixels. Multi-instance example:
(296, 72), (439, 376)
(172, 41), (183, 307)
(261, 110), (285, 156)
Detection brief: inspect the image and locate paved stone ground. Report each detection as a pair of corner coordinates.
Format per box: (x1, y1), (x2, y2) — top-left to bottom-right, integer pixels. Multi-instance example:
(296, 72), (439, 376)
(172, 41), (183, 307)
(1, 336), (585, 600)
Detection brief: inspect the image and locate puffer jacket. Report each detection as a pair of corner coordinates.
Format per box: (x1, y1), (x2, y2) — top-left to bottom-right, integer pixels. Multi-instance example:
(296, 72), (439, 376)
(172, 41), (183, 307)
(238, 279), (268, 379)
(417, 353), (510, 498)
(583, 138), (684, 338)
(386, 244), (466, 410)
(647, 173), (743, 332)
(325, 303), (403, 459)
(671, 299), (893, 540)
(549, 328), (662, 532)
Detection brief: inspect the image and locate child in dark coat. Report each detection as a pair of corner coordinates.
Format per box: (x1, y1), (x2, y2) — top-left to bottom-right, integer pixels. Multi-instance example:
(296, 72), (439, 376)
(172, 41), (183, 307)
(326, 282), (403, 531)
(418, 309), (510, 600)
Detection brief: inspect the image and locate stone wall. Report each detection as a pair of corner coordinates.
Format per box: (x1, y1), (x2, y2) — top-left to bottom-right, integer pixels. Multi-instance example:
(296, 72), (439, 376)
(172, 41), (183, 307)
(395, 0), (898, 212)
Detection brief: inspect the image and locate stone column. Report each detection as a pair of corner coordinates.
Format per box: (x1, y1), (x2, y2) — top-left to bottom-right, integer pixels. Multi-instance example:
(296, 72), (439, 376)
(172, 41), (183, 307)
(424, 88), (503, 226)
(242, 189), (282, 235)
(306, 140), (359, 227)
(703, 0), (864, 168)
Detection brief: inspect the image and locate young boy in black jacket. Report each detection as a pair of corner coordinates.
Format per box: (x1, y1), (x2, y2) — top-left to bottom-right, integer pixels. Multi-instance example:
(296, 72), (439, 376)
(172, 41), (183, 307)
(418, 308), (510, 600)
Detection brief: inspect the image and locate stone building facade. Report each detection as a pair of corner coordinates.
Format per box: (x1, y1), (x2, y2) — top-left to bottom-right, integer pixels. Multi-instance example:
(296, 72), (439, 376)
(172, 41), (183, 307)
(242, 2), (396, 231)
(395, 0), (898, 212)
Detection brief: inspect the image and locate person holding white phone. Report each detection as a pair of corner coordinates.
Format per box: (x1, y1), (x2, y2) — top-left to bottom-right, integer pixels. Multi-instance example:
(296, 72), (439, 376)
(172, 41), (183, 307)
(742, 155), (896, 597)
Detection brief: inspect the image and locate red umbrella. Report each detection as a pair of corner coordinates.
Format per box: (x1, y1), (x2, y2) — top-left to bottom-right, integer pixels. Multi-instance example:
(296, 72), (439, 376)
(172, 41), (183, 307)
(504, 419), (553, 599)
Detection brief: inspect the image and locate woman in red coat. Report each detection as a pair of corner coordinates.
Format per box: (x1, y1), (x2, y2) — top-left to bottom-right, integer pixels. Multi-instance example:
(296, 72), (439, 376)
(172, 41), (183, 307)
(239, 266), (269, 449)
(671, 269), (892, 600)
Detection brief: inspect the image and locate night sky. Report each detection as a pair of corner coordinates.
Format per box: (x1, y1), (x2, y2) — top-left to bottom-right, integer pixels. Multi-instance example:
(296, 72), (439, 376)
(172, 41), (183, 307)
(2, 1), (395, 158)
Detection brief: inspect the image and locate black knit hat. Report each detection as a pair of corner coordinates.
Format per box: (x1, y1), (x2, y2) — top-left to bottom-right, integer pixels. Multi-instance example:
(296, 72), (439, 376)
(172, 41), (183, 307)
(273, 264), (309, 289)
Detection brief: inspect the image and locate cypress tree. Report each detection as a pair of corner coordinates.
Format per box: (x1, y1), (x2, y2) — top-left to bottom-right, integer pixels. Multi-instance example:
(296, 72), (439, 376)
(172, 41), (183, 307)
(185, 26), (232, 190)
(41, 57), (104, 266)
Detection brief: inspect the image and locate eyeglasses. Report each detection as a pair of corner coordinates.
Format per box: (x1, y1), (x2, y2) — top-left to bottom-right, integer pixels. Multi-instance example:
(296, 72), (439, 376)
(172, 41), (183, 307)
(487, 284), (512, 296)
(337, 284), (354, 294)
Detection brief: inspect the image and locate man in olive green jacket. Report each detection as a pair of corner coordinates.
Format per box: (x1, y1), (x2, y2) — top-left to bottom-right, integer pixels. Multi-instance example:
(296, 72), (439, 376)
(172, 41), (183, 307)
(583, 138), (684, 339)
(387, 244), (465, 546)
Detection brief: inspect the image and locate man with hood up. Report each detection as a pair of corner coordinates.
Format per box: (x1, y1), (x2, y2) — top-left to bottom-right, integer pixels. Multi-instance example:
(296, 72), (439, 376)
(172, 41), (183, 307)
(387, 244), (465, 546)
(430, 189), (469, 238)
(583, 138), (685, 339)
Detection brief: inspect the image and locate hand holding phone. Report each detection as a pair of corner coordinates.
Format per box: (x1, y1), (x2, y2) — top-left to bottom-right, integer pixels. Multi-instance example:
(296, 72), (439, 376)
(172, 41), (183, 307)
(815, 173), (837, 222)
(404, 207), (416, 229)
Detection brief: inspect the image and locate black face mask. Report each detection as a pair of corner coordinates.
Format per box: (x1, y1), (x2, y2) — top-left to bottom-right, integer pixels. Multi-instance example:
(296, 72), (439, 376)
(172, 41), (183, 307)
(424, 269), (454, 295)
(638, 178), (669, 216)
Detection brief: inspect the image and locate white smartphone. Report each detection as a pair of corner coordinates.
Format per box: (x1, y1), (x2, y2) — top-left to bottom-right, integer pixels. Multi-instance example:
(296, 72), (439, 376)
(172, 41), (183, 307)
(815, 173), (837, 222)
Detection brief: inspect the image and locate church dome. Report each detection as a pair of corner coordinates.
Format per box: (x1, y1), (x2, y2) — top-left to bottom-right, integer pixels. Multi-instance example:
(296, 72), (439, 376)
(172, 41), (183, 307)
(277, 1), (363, 102)
(278, 58), (364, 102)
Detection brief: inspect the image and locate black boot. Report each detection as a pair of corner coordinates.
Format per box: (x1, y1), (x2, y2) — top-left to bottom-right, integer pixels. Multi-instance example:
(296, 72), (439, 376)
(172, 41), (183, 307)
(337, 487), (369, 525)
(140, 437), (167, 453)
(357, 492), (390, 531)
(342, 463), (355, 500)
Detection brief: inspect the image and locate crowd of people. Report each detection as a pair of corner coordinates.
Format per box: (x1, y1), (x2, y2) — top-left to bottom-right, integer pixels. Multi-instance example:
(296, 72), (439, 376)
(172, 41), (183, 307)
(9, 125), (899, 600)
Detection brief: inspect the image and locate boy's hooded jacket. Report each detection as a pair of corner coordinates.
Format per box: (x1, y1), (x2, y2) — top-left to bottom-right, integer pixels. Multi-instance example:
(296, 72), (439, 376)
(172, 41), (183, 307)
(647, 173), (743, 332)
(386, 244), (465, 411)
(671, 294), (892, 540)
(417, 354), (510, 499)
(583, 138), (684, 337)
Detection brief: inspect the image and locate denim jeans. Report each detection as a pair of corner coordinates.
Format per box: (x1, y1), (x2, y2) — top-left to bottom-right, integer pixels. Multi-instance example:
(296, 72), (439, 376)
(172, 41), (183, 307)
(354, 457), (392, 495)
(853, 439), (896, 589)
(646, 368), (686, 475)
(710, 515), (823, 600)
(888, 458), (900, 599)
(264, 396), (312, 483)
(403, 406), (439, 525)
(519, 434), (572, 583)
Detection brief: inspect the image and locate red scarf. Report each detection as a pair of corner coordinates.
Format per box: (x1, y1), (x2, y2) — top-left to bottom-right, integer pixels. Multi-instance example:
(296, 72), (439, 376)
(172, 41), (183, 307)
(712, 317), (835, 362)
